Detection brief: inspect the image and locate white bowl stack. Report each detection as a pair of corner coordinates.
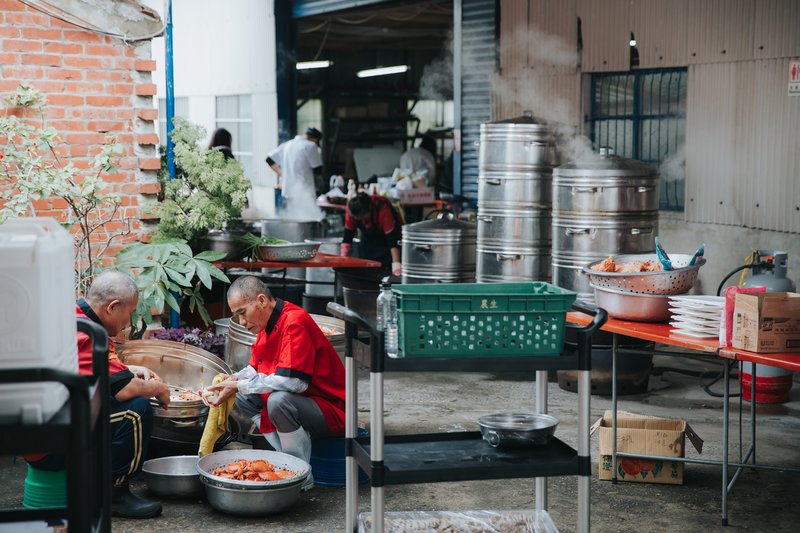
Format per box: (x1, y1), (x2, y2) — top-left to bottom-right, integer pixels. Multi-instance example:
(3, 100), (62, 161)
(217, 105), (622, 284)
(668, 295), (725, 338)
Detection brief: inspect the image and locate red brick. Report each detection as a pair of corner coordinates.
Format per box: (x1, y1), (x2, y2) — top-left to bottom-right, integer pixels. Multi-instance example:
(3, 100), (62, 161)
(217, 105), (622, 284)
(0, 26), (20, 38)
(134, 83), (157, 96)
(48, 120), (85, 132)
(136, 108), (158, 121)
(0, 52), (19, 64)
(66, 133), (108, 145)
(139, 182), (161, 195)
(44, 107), (65, 119)
(43, 42), (83, 55)
(47, 94), (83, 106)
(62, 30), (104, 44)
(87, 121), (125, 133)
(85, 44), (122, 57)
(114, 58), (134, 70)
(102, 220), (126, 232)
(63, 56), (101, 69)
(138, 232), (152, 244)
(86, 95), (124, 107)
(102, 173), (128, 183)
(29, 81), (65, 92)
(109, 83), (134, 95)
(121, 184), (138, 195)
(21, 28), (61, 40)
(31, 199), (51, 211)
(116, 109), (133, 120)
(22, 54), (61, 66)
(137, 133), (159, 146)
(0, 80), (20, 91)
(0, 0), (26, 10)
(134, 59), (156, 72)
(3, 40), (42, 53)
(2, 65), (43, 79)
(65, 81), (104, 93)
(69, 145), (89, 157)
(50, 197), (69, 209)
(86, 70), (130, 82)
(138, 158), (161, 170)
(47, 68), (82, 80)
(4, 13), (49, 26)
(139, 209), (160, 220)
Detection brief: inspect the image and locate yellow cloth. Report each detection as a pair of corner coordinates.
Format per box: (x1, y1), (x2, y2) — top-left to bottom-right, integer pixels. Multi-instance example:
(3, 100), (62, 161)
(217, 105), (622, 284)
(198, 375), (235, 457)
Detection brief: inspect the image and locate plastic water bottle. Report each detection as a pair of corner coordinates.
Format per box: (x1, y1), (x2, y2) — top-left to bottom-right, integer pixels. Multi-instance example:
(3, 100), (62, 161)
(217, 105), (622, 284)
(385, 290), (401, 358)
(376, 280), (392, 332)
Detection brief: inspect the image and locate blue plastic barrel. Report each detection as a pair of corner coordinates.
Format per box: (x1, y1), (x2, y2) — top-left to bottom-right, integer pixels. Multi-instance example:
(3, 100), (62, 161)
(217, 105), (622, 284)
(310, 428), (369, 487)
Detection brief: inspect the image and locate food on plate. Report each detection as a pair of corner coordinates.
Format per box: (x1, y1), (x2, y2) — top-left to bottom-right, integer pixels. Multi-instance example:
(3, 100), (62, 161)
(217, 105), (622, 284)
(169, 386), (202, 402)
(210, 458), (297, 482)
(590, 256), (663, 273)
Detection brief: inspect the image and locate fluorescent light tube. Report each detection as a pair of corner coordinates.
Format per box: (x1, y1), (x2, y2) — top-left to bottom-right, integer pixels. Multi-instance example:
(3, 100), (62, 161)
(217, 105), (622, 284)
(296, 60), (332, 70)
(356, 65), (409, 78)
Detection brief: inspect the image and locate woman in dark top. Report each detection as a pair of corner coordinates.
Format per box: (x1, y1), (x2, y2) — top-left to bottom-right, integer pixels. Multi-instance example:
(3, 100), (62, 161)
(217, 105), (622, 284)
(340, 192), (403, 275)
(208, 127), (235, 160)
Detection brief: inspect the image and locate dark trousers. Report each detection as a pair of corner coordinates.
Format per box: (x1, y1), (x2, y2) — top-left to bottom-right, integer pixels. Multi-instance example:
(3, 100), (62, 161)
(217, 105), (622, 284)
(27, 396), (153, 487)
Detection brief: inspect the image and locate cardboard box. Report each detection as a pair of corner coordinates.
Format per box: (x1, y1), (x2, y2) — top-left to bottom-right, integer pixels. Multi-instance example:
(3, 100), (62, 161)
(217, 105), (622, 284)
(732, 292), (800, 353)
(591, 411), (703, 485)
(397, 186), (435, 206)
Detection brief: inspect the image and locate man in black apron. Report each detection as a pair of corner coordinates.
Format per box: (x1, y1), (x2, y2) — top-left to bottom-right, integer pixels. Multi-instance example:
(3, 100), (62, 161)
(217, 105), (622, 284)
(340, 192), (402, 276)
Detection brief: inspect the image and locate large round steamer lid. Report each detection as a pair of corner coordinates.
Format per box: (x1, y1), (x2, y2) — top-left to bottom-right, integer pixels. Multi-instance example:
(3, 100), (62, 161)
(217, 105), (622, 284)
(480, 113), (553, 136)
(555, 150), (657, 178)
(403, 213), (476, 245)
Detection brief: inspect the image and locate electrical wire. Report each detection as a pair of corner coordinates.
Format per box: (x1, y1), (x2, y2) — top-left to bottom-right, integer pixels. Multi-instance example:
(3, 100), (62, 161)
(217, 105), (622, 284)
(716, 263), (760, 296)
(19, 0), (165, 43)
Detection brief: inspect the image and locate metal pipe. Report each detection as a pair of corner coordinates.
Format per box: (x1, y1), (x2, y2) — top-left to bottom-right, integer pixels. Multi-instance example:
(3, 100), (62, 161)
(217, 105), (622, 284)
(371, 371), (384, 533)
(578, 369), (591, 533)
(452, 0), (462, 195)
(611, 333), (618, 483)
(345, 355), (357, 532)
(163, 0), (179, 328)
(722, 360), (730, 526)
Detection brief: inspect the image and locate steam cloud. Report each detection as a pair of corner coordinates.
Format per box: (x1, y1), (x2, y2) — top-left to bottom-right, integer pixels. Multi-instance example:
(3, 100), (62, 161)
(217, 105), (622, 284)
(419, 31), (453, 101)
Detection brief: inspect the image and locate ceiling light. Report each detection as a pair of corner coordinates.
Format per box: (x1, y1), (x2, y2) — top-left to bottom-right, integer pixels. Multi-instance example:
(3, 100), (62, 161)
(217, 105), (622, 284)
(356, 65), (409, 78)
(296, 60), (332, 70)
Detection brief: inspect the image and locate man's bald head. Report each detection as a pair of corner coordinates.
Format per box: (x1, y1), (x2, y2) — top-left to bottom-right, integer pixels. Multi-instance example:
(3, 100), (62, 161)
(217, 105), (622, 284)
(227, 276), (274, 303)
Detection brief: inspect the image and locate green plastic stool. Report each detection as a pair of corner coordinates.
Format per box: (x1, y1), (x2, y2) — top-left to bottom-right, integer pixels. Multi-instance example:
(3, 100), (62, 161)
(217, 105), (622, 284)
(23, 464), (67, 509)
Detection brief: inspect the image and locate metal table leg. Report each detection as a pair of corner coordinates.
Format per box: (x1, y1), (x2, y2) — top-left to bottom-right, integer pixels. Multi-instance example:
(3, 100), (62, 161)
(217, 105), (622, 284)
(578, 368), (591, 533)
(722, 359), (730, 526)
(345, 348), (358, 532)
(371, 370), (385, 533)
(535, 370), (548, 510)
(611, 333), (618, 484)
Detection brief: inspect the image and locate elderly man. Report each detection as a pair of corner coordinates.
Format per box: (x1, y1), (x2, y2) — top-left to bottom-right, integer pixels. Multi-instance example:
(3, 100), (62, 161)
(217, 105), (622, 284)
(27, 270), (169, 519)
(208, 276), (345, 489)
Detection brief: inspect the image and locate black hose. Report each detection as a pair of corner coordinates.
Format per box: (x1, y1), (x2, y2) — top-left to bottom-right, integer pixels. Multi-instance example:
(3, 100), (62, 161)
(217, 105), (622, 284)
(716, 263), (761, 296)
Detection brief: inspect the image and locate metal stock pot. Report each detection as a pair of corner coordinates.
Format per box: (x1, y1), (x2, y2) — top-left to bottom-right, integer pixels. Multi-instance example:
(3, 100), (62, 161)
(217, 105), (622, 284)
(401, 212), (477, 284)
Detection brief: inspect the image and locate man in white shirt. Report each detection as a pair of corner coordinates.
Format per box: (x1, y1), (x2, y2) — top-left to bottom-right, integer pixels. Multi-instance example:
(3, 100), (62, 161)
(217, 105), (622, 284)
(266, 127), (323, 209)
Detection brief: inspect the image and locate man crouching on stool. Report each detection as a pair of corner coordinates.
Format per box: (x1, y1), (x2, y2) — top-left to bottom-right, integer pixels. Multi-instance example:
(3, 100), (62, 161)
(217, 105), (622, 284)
(207, 276), (346, 490)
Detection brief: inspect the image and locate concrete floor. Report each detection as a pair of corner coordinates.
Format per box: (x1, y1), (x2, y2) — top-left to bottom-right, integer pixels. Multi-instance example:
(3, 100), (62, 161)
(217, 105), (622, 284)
(2, 355), (800, 532)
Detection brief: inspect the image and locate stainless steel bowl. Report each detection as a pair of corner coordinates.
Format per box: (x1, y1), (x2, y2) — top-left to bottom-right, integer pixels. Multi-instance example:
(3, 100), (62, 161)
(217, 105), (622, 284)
(201, 477), (302, 516)
(478, 412), (559, 448)
(592, 284), (676, 322)
(142, 455), (203, 499)
(257, 241), (321, 261)
(196, 449), (310, 491)
(583, 253), (706, 295)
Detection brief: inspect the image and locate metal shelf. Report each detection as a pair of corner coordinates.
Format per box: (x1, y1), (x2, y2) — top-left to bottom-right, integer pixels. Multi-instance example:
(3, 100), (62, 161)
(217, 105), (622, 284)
(353, 432), (581, 485)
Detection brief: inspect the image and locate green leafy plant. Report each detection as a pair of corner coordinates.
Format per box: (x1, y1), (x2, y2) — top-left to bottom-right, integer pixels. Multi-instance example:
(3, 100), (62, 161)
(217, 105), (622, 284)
(0, 84), (127, 294)
(114, 240), (229, 339)
(237, 232), (289, 259)
(155, 118), (250, 243)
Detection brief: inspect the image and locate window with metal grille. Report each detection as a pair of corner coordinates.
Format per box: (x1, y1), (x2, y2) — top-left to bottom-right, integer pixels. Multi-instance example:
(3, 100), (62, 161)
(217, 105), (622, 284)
(589, 68), (687, 211)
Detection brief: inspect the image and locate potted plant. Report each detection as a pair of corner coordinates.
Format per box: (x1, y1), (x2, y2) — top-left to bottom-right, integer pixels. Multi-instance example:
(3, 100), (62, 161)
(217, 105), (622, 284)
(154, 118), (251, 248)
(113, 240), (229, 339)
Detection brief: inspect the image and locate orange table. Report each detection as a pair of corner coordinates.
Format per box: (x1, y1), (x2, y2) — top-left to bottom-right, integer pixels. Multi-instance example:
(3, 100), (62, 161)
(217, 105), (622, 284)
(568, 311), (800, 526)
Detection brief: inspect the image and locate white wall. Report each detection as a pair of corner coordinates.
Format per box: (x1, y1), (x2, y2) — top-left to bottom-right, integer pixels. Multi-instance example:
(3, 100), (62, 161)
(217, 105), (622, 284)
(143, 0), (279, 202)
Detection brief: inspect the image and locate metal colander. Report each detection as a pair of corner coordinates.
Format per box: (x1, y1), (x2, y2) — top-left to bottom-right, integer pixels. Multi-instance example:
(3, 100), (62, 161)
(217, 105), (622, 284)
(583, 253), (706, 295)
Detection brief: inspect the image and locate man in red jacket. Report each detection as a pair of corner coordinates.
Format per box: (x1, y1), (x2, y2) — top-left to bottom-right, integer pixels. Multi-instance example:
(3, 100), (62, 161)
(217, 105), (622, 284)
(27, 270), (169, 519)
(208, 275), (345, 490)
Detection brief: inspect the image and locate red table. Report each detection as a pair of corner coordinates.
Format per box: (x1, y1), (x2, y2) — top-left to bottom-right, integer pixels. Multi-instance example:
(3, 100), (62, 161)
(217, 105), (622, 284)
(568, 311), (800, 526)
(215, 252), (381, 270)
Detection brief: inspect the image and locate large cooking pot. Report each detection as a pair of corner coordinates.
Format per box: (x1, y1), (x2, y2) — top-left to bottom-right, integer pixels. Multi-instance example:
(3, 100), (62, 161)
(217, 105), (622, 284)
(477, 169), (552, 210)
(476, 245), (551, 282)
(552, 213), (658, 254)
(119, 340), (231, 444)
(477, 207), (551, 248)
(478, 114), (559, 171)
(255, 218), (326, 280)
(478, 412), (558, 448)
(401, 213), (477, 284)
(305, 237), (341, 297)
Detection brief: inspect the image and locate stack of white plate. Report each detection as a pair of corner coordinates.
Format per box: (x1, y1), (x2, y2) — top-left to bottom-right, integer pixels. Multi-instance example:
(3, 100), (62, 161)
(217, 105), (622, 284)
(668, 295), (725, 338)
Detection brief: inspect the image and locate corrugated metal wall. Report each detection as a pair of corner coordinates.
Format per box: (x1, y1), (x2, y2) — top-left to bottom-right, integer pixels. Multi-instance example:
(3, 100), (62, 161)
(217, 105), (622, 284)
(459, 0), (496, 200)
(494, 0), (800, 233)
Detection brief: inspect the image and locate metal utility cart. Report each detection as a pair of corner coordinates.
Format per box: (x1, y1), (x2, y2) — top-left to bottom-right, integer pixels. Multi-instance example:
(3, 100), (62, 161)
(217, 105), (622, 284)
(0, 320), (111, 532)
(329, 282), (607, 533)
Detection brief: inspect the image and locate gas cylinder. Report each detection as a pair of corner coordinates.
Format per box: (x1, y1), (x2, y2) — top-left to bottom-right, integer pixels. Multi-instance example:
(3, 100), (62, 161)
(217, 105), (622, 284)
(740, 251), (796, 403)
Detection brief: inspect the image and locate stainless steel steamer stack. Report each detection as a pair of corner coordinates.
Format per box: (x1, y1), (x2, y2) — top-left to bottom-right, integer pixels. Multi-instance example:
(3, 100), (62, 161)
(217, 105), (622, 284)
(552, 148), (659, 301)
(476, 114), (559, 282)
(401, 213), (477, 284)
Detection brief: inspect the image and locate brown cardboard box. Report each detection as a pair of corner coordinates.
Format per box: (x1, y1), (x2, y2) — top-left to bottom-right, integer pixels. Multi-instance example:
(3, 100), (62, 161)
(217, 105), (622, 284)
(732, 292), (800, 353)
(591, 411), (703, 485)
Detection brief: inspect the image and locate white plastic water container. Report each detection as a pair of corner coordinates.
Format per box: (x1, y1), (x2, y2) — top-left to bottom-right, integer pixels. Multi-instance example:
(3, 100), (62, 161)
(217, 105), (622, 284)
(0, 217), (78, 424)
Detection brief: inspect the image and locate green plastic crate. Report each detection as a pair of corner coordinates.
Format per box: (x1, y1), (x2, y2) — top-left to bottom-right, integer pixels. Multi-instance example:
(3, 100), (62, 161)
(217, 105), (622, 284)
(392, 282), (576, 358)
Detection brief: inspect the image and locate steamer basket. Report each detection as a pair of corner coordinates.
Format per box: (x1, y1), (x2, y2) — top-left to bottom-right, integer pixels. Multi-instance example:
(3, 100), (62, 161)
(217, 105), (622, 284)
(583, 254), (706, 295)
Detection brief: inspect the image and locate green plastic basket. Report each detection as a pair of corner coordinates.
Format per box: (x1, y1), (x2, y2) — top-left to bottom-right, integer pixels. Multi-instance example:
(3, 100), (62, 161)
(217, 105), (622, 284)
(393, 282), (576, 358)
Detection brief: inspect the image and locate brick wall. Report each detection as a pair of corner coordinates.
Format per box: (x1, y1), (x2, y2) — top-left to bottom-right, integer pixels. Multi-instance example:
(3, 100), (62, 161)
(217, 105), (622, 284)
(0, 0), (160, 252)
